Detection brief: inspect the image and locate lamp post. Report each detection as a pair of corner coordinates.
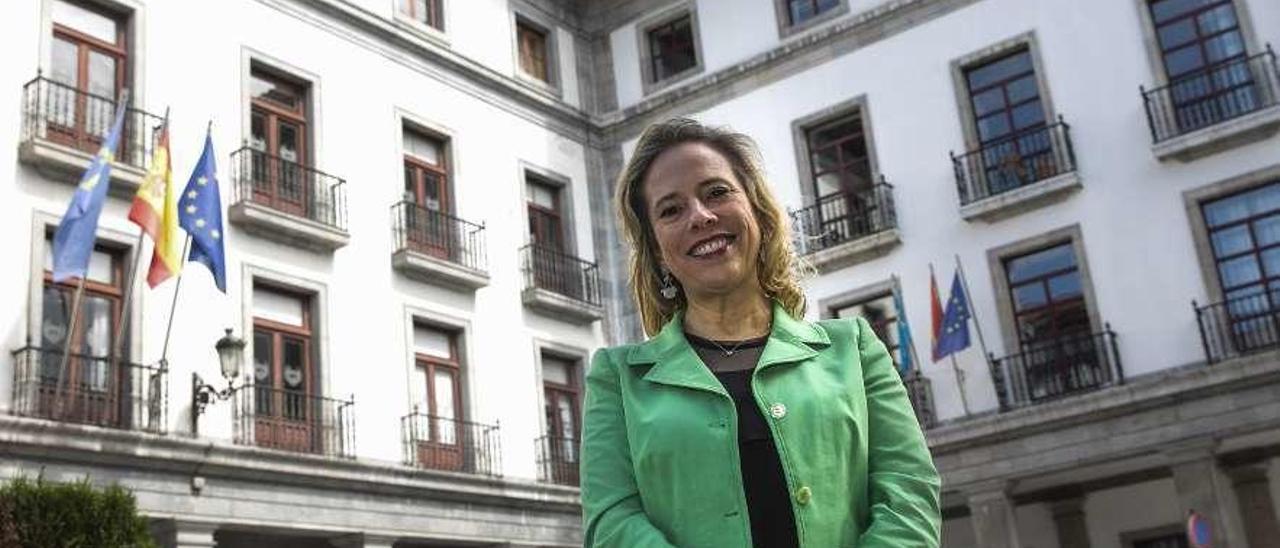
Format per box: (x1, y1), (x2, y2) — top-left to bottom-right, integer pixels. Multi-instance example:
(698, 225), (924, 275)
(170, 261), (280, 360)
(191, 328), (245, 435)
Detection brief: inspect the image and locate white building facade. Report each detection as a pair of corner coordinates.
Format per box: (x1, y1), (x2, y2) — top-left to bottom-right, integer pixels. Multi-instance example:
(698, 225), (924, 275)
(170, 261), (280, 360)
(2, 0), (1279, 547)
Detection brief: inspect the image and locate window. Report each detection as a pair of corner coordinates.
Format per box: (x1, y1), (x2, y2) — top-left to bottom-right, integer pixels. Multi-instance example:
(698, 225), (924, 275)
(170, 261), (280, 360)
(806, 111), (872, 200)
(831, 293), (903, 367)
(1004, 243), (1091, 346)
(252, 285), (315, 453)
(1201, 180), (1280, 351)
(248, 68), (311, 217)
(398, 0), (443, 31)
(401, 128), (453, 258)
(47, 0), (128, 152)
(1147, 0), (1258, 133)
(37, 239), (125, 424)
(542, 353), (580, 485)
(786, 0), (840, 26)
(411, 324), (464, 471)
(647, 15), (697, 83)
(526, 177), (564, 251)
(962, 49), (1060, 194)
(517, 19), (550, 84)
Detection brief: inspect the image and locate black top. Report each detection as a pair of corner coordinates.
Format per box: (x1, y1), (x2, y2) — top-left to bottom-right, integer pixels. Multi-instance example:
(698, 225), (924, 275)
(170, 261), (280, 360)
(686, 333), (799, 548)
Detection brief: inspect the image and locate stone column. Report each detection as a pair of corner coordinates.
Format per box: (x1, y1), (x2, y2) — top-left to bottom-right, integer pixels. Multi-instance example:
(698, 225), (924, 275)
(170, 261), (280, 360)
(967, 482), (1022, 548)
(1050, 497), (1090, 548)
(152, 520), (218, 548)
(1164, 441), (1245, 548)
(1227, 464), (1280, 548)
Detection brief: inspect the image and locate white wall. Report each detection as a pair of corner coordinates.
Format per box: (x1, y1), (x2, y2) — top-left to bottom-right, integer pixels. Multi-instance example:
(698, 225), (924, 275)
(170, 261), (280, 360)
(621, 0), (1280, 421)
(0, 0), (603, 479)
(1085, 479), (1184, 548)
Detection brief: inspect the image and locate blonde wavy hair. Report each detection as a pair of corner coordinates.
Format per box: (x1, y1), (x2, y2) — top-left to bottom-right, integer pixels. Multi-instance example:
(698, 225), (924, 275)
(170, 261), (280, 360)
(615, 118), (808, 337)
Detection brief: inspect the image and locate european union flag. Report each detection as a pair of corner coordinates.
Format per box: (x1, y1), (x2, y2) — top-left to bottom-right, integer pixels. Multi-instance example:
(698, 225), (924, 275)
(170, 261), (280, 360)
(178, 132), (226, 292)
(935, 272), (972, 360)
(52, 96), (130, 283)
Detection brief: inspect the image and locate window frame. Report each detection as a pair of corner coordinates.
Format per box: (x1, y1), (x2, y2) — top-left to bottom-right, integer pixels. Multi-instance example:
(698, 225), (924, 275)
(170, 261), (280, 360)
(511, 8), (560, 95)
(949, 32), (1058, 152)
(635, 2), (705, 96)
(1184, 164), (1280, 305)
(772, 0), (849, 39)
(520, 163), (577, 256)
(412, 323), (464, 440)
(986, 224), (1103, 354)
(1132, 0), (1263, 86)
(397, 0), (444, 31)
(250, 284), (315, 405)
(791, 95), (881, 207)
(400, 305), (475, 435)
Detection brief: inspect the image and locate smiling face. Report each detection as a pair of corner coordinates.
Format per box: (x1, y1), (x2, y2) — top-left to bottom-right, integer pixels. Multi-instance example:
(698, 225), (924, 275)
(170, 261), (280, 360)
(642, 142), (763, 301)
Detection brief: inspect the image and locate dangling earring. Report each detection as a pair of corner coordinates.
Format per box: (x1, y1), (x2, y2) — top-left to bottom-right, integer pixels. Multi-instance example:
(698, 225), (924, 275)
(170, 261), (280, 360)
(660, 269), (678, 300)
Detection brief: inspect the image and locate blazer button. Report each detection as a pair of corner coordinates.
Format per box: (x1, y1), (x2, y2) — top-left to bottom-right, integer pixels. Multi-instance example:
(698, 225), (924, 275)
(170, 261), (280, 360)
(795, 485), (812, 506)
(769, 403), (787, 419)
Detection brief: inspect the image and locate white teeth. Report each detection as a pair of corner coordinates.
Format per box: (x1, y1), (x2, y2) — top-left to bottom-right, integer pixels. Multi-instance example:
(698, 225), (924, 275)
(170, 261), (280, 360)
(690, 236), (730, 257)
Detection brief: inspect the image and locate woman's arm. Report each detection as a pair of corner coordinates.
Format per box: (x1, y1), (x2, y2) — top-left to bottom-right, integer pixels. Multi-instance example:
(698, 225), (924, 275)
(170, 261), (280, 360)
(854, 317), (943, 547)
(580, 348), (677, 547)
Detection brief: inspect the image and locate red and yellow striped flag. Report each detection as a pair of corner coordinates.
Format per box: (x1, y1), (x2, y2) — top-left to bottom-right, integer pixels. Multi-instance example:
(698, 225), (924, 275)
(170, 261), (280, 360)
(128, 122), (183, 287)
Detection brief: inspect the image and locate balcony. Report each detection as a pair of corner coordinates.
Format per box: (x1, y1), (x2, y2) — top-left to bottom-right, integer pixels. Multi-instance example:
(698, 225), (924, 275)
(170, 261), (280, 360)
(401, 411), (502, 476)
(18, 75), (163, 196)
(900, 369), (936, 430)
(535, 434), (579, 487)
(9, 346), (167, 433)
(520, 244), (604, 324)
(391, 202), (489, 290)
(1143, 47), (1280, 162)
(232, 385), (354, 458)
(790, 179), (900, 272)
(951, 118), (1080, 222)
(228, 146), (350, 252)
(989, 327), (1124, 411)
(1195, 293), (1280, 364)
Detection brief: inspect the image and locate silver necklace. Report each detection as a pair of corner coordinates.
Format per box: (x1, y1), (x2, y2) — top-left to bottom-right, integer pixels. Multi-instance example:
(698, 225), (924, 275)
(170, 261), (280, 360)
(707, 338), (749, 357)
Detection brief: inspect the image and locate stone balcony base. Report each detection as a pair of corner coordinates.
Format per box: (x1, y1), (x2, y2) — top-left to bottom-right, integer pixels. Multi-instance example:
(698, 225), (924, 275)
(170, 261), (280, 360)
(228, 201), (350, 252)
(522, 287), (604, 324)
(18, 137), (146, 198)
(391, 249), (489, 290)
(1153, 104), (1280, 162)
(960, 172), (1082, 223)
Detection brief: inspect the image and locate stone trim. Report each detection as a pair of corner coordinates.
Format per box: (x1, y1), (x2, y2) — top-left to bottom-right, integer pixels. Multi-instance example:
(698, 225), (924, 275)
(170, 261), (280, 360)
(948, 30), (1058, 152)
(984, 224), (1103, 357)
(773, 0), (852, 40)
(241, 264), (335, 400)
(1181, 162), (1280, 305)
(1129, 0), (1265, 86)
(789, 94), (881, 207)
(635, 1), (705, 97)
(390, 0), (451, 46)
(1151, 104), (1280, 162)
(510, 1), (563, 98)
(817, 277), (898, 319)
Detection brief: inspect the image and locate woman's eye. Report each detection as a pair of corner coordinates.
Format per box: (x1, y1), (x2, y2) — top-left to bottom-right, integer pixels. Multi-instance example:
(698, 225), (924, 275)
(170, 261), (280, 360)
(709, 186), (731, 199)
(658, 205), (680, 218)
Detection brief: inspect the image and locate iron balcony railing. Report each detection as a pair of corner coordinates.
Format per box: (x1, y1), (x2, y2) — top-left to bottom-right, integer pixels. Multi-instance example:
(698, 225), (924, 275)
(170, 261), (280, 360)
(951, 117), (1077, 206)
(989, 327), (1123, 411)
(391, 201), (487, 272)
(230, 146), (349, 232)
(1142, 46), (1280, 143)
(899, 368), (936, 430)
(232, 385), (354, 458)
(9, 346), (167, 433)
(21, 75), (164, 171)
(1195, 293), (1280, 364)
(401, 411), (502, 476)
(520, 244), (602, 307)
(536, 434), (580, 487)
(791, 179), (897, 255)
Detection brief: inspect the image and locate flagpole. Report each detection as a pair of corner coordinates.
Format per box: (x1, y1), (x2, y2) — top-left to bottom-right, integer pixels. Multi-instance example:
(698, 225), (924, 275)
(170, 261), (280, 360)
(159, 235), (192, 367)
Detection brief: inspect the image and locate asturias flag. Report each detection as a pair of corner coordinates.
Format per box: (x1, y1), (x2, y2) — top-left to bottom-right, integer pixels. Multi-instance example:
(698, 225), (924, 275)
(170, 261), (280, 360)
(935, 271), (972, 360)
(52, 94), (129, 283)
(892, 285), (915, 375)
(128, 120), (183, 287)
(178, 131), (227, 292)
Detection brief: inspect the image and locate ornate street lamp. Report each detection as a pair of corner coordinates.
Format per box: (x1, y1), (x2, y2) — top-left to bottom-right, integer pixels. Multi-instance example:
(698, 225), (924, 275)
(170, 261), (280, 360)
(191, 328), (245, 435)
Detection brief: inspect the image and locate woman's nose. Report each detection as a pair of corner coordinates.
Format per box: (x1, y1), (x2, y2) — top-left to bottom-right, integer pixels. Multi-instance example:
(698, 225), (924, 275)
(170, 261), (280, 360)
(688, 201), (717, 227)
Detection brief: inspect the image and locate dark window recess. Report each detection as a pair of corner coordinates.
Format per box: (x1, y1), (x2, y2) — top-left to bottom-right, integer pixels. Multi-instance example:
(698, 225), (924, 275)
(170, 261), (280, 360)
(1132, 532), (1189, 548)
(539, 354), (580, 486)
(1196, 180), (1280, 358)
(251, 288), (318, 454)
(517, 21), (550, 83)
(398, 0), (444, 30)
(787, 0), (840, 26)
(1005, 243), (1090, 346)
(648, 15), (697, 82)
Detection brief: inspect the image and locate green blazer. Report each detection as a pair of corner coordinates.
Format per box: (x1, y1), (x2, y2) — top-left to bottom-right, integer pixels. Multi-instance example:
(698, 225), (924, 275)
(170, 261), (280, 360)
(580, 303), (941, 547)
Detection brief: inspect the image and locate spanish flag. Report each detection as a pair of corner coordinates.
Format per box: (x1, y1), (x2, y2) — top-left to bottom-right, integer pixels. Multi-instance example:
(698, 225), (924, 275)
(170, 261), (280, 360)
(128, 120), (182, 287)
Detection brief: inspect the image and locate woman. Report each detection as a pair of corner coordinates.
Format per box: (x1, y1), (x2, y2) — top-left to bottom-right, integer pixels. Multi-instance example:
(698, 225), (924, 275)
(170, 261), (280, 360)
(579, 118), (941, 547)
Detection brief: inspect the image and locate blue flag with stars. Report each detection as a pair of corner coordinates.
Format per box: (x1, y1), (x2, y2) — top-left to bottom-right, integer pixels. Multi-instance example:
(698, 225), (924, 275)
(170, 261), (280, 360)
(178, 132), (226, 292)
(52, 96), (129, 283)
(935, 271), (972, 360)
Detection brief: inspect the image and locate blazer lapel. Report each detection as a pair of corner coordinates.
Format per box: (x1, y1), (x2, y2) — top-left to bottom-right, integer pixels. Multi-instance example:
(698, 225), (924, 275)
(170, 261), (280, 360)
(757, 302), (829, 371)
(627, 311), (725, 396)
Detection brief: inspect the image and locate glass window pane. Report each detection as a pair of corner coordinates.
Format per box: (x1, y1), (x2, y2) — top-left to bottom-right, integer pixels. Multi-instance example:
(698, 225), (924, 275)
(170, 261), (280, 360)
(1218, 255), (1261, 288)
(542, 355), (573, 385)
(79, 295), (111, 358)
(1203, 31), (1244, 64)
(1150, 0), (1215, 24)
(1164, 43), (1205, 77)
(1261, 248), (1280, 278)
(403, 129), (442, 165)
(277, 122), (300, 163)
(52, 0), (118, 44)
(1006, 75), (1040, 105)
(1007, 244), (1076, 283)
(1158, 19), (1197, 50)
(87, 50), (115, 99)
(789, 0), (816, 24)
(966, 51), (1032, 91)
(433, 369), (455, 420)
(1047, 273), (1082, 300)
(253, 287), (305, 327)
(51, 37), (78, 87)
(1196, 4), (1238, 35)
(1011, 99), (1045, 130)
(282, 338), (305, 390)
(527, 181), (557, 209)
(976, 113), (1011, 142)
(413, 325), (453, 359)
(250, 112), (267, 151)
(1011, 283), (1047, 312)
(971, 88), (1006, 117)
(1210, 225), (1253, 257)
(253, 331), (273, 383)
(41, 286), (71, 350)
(87, 249), (114, 284)
(1254, 215), (1280, 247)
(411, 365), (429, 412)
(250, 73), (301, 111)
(1204, 193), (1252, 227)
